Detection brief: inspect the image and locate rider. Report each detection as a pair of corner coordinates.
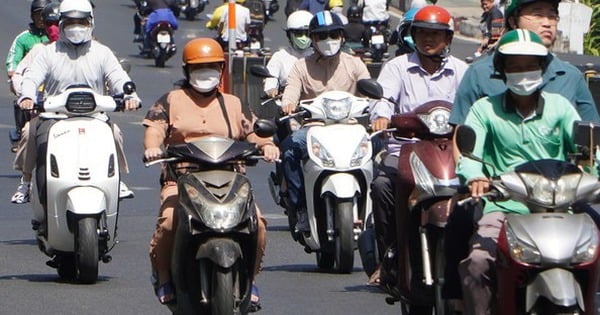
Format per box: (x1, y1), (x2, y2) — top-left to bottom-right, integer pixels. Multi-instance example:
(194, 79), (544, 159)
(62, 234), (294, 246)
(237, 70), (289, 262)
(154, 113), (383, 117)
(388, 6), (418, 56)
(457, 29), (584, 314)
(11, 2), (61, 97)
(358, 0), (390, 28)
(474, 0), (504, 57)
(368, 5), (468, 289)
(5, 0), (49, 84)
(5, 0), (50, 152)
(444, 0), (600, 307)
(13, 0), (140, 204)
(143, 38), (279, 306)
(449, 0), (599, 125)
(217, 0), (252, 49)
(343, 5), (370, 50)
(140, 0), (179, 56)
(280, 10), (371, 233)
(263, 10), (314, 98)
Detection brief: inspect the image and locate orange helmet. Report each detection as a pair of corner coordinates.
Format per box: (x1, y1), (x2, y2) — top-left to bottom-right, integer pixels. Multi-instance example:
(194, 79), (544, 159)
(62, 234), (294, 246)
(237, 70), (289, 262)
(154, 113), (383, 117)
(411, 5), (454, 33)
(182, 38), (225, 65)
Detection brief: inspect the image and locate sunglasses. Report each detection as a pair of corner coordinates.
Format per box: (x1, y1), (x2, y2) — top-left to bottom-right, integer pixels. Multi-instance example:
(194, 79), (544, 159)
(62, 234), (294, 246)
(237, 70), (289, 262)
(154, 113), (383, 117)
(291, 30), (309, 37)
(313, 31), (342, 41)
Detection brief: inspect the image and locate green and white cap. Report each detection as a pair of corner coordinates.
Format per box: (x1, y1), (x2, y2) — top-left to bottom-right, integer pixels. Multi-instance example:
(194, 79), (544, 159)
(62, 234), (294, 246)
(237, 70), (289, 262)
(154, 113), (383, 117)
(496, 29), (547, 57)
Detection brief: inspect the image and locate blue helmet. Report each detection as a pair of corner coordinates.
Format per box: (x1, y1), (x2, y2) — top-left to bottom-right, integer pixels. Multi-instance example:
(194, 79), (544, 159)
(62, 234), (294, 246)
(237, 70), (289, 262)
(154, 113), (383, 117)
(397, 7), (419, 49)
(308, 11), (345, 36)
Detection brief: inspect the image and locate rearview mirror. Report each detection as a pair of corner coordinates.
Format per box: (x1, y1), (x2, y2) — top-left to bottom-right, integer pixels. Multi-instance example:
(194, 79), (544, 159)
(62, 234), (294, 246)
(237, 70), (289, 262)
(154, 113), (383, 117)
(248, 65), (274, 78)
(357, 78), (383, 100)
(253, 119), (277, 138)
(455, 124), (476, 156)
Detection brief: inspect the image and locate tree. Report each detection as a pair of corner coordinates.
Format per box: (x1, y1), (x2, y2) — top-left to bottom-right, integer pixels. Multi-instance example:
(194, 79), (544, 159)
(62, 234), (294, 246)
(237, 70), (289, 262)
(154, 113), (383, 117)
(581, 0), (599, 56)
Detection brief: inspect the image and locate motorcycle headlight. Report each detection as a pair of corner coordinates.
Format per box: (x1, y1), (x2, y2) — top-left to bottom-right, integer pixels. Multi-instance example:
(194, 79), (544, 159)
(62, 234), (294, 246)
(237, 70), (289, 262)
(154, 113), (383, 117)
(519, 173), (580, 207)
(572, 223), (599, 264)
(191, 182), (250, 230)
(417, 108), (452, 135)
(350, 135), (370, 167)
(311, 136), (334, 167)
(505, 224), (541, 264)
(322, 97), (351, 121)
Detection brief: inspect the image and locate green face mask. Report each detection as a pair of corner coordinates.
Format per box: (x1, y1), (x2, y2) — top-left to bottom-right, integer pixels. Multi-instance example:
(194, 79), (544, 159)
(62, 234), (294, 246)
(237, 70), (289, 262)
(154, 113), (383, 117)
(292, 35), (311, 50)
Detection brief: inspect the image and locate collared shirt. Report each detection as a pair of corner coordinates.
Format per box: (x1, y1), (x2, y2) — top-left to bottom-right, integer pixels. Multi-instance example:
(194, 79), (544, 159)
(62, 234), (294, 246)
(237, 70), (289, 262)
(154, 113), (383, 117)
(457, 91), (580, 215)
(282, 52), (371, 106)
(449, 53), (600, 125)
(370, 52), (468, 120)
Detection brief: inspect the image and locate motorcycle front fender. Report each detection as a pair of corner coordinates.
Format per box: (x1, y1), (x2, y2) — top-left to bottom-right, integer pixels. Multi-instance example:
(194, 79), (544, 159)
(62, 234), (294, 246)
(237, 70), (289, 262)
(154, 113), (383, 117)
(526, 268), (585, 312)
(320, 173), (361, 199)
(66, 186), (107, 215)
(195, 238), (242, 268)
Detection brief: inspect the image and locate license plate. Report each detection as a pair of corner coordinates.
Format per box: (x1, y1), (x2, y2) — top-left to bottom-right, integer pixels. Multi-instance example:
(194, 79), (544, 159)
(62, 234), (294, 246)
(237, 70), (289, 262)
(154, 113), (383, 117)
(250, 41), (261, 50)
(157, 33), (171, 43)
(371, 35), (384, 45)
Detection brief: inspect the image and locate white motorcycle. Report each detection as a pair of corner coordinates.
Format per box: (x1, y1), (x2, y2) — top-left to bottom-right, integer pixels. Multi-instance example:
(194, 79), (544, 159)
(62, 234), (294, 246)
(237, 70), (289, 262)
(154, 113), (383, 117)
(30, 84), (135, 284)
(278, 84), (376, 273)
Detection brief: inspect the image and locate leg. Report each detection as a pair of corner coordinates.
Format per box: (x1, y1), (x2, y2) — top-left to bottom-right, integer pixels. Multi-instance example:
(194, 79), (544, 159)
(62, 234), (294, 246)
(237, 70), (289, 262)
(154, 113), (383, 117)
(458, 211), (505, 315)
(281, 127), (309, 231)
(149, 183), (179, 291)
(11, 117), (41, 203)
(371, 154), (398, 262)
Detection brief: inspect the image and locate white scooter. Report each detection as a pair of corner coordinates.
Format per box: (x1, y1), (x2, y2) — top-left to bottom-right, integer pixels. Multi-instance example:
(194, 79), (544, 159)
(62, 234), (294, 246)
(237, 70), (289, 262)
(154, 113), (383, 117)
(30, 84), (135, 284)
(282, 84), (376, 273)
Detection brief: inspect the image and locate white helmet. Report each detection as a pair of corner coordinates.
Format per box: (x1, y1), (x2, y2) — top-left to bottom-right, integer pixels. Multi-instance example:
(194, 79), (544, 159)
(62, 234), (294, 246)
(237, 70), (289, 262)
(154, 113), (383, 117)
(59, 0), (94, 45)
(286, 10), (313, 31)
(60, 0), (94, 19)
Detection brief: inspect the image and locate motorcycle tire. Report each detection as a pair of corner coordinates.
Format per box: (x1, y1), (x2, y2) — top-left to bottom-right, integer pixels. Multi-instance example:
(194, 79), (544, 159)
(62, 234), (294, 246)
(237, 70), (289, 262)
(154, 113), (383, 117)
(334, 200), (355, 273)
(56, 253), (77, 280)
(155, 49), (167, 67)
(211, 266), (235, 315)
(316, 251), (334, 270)
(75, 217), (99, 284)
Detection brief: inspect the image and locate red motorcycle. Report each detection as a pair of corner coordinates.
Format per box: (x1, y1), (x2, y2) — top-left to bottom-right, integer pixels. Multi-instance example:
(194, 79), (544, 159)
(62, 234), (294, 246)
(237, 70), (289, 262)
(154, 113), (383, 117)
(382, 100), (458, 314)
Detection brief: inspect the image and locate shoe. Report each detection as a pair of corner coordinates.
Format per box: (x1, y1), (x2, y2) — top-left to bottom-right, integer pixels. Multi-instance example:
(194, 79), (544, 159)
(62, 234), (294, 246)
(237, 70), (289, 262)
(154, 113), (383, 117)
(133, 34), (143, 42)
(295, 210), (309, 232)
(248, 284), (262, 312)
(154, 282), (176, 305)
(11, 180), (30, 204)
(119, 181), (134, 199)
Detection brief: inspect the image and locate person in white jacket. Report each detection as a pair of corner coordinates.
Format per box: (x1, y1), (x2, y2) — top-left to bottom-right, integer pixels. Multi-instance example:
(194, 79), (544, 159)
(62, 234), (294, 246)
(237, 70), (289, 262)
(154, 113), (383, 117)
(12, 0), (140, 204)
(263, 10), (314, 97)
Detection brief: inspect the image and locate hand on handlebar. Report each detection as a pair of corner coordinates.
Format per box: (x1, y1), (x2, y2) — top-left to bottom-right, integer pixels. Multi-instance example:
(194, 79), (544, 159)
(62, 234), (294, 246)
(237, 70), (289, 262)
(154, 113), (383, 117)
(281, 103), (297, 116)
(371, 117), (390, 132)
(144, 147), (164, 162)
(124, 95), (142, 111)
(19, 98), (34, 110)
(261, 143), (280, 162)
(265, 88), (278, 98)
(468, 178), (490, 199)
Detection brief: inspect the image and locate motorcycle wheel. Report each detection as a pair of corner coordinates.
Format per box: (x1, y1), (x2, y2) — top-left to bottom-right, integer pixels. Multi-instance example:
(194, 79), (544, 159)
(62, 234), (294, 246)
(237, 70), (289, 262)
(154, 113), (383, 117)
(155, 50), (166, 68)
(433, 229), (450, 315)
(334, 200), (355, 273)
(75, 217), (99, 284)
(185, 8), (196, 20)
(211, 266), (235, 315)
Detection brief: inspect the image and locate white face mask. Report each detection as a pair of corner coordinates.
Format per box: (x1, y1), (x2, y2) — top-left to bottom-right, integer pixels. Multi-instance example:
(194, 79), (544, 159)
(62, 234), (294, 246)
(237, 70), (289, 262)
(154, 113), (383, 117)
(316, 38), (342, 57)
(505, 70), (543, 96)
(189, 68), (221, 93)
(63, 24), (92, 44)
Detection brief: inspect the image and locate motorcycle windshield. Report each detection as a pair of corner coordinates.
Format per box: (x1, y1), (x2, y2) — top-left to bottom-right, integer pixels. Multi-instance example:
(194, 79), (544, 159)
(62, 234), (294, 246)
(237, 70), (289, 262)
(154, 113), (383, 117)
(167, 137), (256, 164)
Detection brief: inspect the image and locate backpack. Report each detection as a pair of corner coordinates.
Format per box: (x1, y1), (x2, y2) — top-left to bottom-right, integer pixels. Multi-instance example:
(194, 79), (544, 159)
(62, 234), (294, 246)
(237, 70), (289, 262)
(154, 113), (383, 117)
(245, 0), (265, 24)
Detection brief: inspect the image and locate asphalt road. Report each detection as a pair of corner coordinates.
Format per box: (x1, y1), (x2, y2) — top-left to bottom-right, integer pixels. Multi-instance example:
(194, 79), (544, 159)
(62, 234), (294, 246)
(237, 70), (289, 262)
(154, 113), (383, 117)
(0, 1), (599, 315)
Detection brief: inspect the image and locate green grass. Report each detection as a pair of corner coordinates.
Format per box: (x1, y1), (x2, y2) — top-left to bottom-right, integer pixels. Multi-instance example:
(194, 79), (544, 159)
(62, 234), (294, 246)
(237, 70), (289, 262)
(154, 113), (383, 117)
(581, 0), (599, 56)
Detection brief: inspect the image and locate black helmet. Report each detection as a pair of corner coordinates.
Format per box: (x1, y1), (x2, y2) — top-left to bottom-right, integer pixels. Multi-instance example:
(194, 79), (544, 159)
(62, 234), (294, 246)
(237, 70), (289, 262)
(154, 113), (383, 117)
(42, 2), (60, 24)
(31, 0), (50, 13)
(308, 10), (345, 36)
(346, 5), (363, 22)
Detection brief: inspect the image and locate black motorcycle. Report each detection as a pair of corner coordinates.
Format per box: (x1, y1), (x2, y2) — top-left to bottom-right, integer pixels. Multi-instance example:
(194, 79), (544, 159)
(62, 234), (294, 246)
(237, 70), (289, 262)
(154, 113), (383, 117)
(146, 121), (275, 315)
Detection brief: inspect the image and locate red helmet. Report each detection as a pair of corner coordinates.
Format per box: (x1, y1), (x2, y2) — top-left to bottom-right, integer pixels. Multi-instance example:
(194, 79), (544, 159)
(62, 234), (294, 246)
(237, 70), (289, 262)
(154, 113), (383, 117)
(411, 5), (454, 34)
